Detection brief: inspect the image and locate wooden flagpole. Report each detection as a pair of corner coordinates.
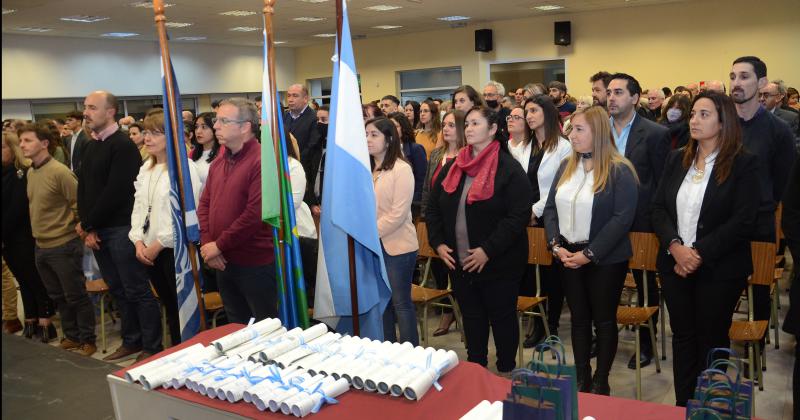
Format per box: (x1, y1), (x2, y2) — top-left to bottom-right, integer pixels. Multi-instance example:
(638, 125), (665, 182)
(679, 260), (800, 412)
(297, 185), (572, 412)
(333, 0), (360, 337)
(153, 0), (206, 330)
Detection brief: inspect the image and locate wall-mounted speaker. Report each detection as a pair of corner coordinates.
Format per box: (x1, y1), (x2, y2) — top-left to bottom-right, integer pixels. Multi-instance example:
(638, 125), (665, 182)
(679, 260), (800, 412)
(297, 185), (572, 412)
(554, 21), (571, 46)
(475, 29), (493, 52)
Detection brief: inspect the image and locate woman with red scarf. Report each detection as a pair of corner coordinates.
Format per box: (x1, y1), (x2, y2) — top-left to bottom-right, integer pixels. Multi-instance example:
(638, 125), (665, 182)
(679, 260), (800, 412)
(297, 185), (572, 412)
(425, 106), (533, 374)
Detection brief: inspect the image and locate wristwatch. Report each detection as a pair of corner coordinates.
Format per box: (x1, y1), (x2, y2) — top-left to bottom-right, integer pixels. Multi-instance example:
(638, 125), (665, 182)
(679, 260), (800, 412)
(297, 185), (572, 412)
(582, 248), (596, 263)
(666, 238), (683, 255)
(551, 245), (562, 257)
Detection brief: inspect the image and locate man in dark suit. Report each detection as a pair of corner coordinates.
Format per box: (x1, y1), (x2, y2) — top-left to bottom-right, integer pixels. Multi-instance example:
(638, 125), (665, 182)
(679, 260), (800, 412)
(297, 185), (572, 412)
(63, 111), (89, 173)
(608, 73), (671, 369)
(283, 84), (320, 161)
(781, 156), (799, 420)
(760, 81), (799, 139)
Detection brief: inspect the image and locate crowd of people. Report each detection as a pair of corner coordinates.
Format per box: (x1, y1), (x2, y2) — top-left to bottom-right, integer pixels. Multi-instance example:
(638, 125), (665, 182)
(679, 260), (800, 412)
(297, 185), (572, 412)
(1, 55), (798, 409)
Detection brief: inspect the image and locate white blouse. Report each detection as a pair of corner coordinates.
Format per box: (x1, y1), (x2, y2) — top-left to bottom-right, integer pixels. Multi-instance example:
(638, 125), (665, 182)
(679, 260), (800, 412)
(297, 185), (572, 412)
(129, 161), (201, 249)
(289, 158), (318, 239)
(533, 137), (572, 218)
(554, 159), (594, 244)
(676, 151), (717, 247)
(194, 149), (212, 194)
(508, 138), (532, 173)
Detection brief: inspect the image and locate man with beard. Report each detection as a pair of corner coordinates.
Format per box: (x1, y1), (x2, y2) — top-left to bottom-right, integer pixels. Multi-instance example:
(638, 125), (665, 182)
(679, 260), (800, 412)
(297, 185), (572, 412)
(730, 56), (796, 332)
(590, 71), (612, 108)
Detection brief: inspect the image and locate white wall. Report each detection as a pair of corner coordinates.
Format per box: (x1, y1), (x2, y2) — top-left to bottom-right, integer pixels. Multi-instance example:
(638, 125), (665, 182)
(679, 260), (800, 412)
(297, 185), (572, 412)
(1, 34), (296, 100)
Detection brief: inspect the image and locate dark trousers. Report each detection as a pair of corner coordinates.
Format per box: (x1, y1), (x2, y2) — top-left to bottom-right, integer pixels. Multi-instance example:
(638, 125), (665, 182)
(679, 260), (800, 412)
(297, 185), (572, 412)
(93, 226), (162, 353)
(451, 269), (519, 372)
(520, 264), (563, 332)
(560, 259), (627, 379)
(147, 249), (181, 346)
(299, 237), (317, 308)
(2, 239), (53, 319)
(216, 261), (278, 324)
(661, 269), (746, 406)
(631, 269), (659, 352)
(34, 238), (96, 344)
(431, 259), (452, 314)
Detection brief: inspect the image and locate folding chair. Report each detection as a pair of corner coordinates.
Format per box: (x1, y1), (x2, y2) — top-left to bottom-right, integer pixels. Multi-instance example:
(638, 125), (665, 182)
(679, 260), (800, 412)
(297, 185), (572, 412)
(517, 227), (552, 366)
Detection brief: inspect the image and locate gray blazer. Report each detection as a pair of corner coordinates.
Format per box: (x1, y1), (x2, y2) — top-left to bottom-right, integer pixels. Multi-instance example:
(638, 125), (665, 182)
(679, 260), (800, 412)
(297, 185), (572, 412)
(774, 107), (799, 144)
(542, 160), (639, 265)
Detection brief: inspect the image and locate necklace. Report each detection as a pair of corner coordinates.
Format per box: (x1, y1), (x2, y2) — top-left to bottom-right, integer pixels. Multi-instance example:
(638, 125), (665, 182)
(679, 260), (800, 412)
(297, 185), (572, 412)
(692, 152), (716, 184)
(143, 165), (166, 234)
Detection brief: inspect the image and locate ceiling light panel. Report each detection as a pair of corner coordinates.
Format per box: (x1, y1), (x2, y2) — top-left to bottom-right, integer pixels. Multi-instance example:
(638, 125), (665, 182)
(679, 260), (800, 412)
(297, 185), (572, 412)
(165, 22), (193, 28)
(372, 25), (402, 29)
(2, 8), (17, 15)
(102, 32), (139, 37)
(130, 1), (174, 7)
(297, 0), (329, 3)
(229, 26), (259, 32)
(293, 17), (326, 22)
(313, 33), (337, 37)
(220, 10), (257, 17)
(364, 5), (402, 11)
(176, 36), (207, 41)
(533, 5), (564, 11)
(437, 15), (470, 21)
(60, 15), (110, 23)
(15, 27), (53, 32)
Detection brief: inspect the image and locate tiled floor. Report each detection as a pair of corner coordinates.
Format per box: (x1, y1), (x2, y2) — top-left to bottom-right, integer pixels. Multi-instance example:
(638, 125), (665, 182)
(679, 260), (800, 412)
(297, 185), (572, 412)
(9, 257), (796, 419)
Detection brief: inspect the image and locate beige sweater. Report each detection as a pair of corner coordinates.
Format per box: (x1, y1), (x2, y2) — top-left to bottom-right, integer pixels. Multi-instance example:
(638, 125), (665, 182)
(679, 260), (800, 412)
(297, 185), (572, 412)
(374, 159), (419, 256)
(27, 159), (79, 248)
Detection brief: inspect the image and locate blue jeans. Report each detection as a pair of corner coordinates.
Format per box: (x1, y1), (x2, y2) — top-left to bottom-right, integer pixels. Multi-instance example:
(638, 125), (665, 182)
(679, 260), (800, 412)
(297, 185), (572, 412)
(216, 262), (278, 324)
(382, 249), (419, 346)
(93, 226), (162, 353)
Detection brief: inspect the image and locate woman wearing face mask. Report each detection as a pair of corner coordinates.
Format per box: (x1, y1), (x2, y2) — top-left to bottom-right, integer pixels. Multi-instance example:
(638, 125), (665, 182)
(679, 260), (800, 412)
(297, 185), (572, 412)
(404, 101), (421, 130)
(130, 110), (201, 346)
(304, 106), (329, 220)
(651, 92), (759, 407)
(388, 112), (427, 220)
(190, 112), (221, 193)
(415, 99), (441, 159)
(517, 96), (572, 348)
(366, 117), (419, 345)
(542, 106), (639, 395)
(426, 106), (533, 374)
(659, 94), (692, 149)
(422, 110), (466, 337)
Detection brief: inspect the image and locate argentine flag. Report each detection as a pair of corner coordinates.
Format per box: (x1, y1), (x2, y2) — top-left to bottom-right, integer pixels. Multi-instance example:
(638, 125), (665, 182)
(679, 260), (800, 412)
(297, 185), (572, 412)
(313, 0), (391, 340)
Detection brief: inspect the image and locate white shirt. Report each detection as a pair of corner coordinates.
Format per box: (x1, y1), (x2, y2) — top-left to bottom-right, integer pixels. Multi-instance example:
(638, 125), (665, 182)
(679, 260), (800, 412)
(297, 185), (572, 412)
(69, 129), (82, 170)
(289, 158), (318, 239)
(129, 161), (201, 248)
(555, 159), (594, 243)
(676, 151), (717, 247)
(194, 149), (212, 194)
(533, 137), (572, 218)
(508, 138), (533, 173)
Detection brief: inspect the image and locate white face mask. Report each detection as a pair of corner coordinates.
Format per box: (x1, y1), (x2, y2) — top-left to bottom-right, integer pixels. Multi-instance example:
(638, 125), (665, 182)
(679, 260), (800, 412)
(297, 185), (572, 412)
(666, 108), (683, 123)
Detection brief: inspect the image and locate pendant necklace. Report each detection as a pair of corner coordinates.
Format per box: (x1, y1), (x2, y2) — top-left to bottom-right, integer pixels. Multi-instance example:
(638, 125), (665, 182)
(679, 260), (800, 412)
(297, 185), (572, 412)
(143, 165), (165, 234)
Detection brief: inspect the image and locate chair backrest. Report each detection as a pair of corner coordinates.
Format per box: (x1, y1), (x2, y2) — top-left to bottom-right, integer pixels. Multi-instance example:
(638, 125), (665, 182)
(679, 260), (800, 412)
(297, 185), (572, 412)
(749, 241), (777, 286)
(527, 227), (552, 266)
(628, 232), (659, 272)
(775, 202), (784, 242)
(416, 222), (438, 259)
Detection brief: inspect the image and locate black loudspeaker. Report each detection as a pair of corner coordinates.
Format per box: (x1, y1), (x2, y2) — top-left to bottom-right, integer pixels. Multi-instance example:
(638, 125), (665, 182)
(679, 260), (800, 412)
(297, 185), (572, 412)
(475, 29), (493, 52)
(554, 21), (571, 46)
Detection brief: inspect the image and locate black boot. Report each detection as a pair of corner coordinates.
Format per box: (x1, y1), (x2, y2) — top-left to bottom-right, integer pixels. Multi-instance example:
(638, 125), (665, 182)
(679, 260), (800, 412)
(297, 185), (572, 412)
(590, 373), (610, 395)
(22, 321), (37, 339)
(39, 324), (57, 343)
(576, 365), (592, 393)
(523, 317), (546, 348)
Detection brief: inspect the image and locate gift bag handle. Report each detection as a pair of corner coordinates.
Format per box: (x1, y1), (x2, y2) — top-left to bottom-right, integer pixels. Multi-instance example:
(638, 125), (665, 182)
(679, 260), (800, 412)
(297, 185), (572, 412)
(543, 336), (567, 356)
(699, 381), (736, 408)
(705, 347), (737, 369)
(687, 407), (724, 420)
(525, 359), (559, 385)
(532, 342), (564, 373)
(707, 359), (742, 389)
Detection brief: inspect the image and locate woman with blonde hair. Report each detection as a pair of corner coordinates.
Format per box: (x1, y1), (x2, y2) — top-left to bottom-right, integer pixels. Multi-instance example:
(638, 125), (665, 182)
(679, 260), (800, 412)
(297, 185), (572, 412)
(542, 105), (639, 395)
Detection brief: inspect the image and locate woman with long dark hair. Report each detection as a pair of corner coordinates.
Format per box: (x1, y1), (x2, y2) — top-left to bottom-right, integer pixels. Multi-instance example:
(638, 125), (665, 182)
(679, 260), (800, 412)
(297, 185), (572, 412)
(452, 85), (486, 113)
(426, 106), (532, 373)
(191, 112), (221, 192)
(651, 91), (760, 406)
(542, 106), (639, 394)
(660, 94), (692, 149)
(367, 117), (419, 345)
(404, 100), (421, 130)
(415, 99), (441, 158)
(388, 112), (427, 219)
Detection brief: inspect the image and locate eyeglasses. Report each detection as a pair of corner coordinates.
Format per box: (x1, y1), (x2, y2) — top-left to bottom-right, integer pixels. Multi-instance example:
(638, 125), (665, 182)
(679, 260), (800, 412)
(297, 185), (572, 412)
(757, 92), (780, 98)
(142, 130), (163, 137)
(505, 115), (525, 122)
(212, 117), (247, 126)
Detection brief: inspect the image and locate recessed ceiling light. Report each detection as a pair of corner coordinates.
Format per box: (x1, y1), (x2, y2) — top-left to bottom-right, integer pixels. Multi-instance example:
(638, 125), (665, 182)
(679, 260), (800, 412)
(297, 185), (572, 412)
(437, 15), (470, 22)
(176, 36), (207, 41)
(274, 41), (287, 44)
(220, 10), (256, 16)
(313, 33), (337, 38)
(533, 5), (564, 11)
(293, 17), (326, 22)
(297, 0), (329, 3)
(60, 15), (110, 23)
(165, 22), (193, 28)
(372, 25), (402, 29)
(129, 1), (174, 7)
(15, 27), (53, 32)
(229, 26), (259, 32)
(102, 32), (139, 37)
(364, 5), (402, 11)
(2, 8), (17, 15)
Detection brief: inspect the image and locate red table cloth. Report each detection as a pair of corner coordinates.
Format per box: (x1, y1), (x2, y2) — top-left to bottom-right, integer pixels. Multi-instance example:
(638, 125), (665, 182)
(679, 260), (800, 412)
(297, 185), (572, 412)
(114, 324), (687, 419)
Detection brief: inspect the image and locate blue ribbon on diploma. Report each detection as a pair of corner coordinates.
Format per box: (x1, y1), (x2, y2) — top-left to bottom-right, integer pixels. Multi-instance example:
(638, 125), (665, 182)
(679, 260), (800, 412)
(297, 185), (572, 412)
(310, 381), (339, 413)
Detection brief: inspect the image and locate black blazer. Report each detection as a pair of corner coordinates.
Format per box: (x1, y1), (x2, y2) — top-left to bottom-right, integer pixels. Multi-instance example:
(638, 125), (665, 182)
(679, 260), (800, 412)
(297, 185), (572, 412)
(1, 165), (34, 246)
(63, 129), (90, 174)
(425, 149), (533, 282)
(542, 161), (639, 265)
(623, 115), (670, 232)
(781, 155), (800, 335)
(283, 107), (320, 160)
(651, 149), (760, 281)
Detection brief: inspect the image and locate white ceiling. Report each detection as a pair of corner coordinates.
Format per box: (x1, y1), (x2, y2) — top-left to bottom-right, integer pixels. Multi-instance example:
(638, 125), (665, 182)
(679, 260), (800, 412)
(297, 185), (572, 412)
(1, 0), (692, 47)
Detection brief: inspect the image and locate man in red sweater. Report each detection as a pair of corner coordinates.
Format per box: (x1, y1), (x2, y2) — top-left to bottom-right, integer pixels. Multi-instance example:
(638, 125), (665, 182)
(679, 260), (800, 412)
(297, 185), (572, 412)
(199, 98), (277, 323)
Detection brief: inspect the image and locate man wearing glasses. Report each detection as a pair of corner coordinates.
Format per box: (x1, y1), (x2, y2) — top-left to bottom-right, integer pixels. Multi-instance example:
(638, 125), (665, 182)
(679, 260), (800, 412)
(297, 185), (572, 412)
(483, 80), (510, 141)
(199, 97), (278, 324)
(759, 81), (799, 140)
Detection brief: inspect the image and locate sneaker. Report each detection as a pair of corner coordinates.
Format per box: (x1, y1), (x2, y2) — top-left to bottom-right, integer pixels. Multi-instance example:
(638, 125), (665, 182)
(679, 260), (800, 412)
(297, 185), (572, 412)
(59, 337), (81, 350)
(76, 343), (97, 357)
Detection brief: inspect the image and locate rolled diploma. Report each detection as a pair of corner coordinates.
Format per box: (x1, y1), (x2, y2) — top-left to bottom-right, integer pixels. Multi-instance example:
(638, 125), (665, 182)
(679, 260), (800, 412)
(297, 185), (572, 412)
(273, 332), (341, 368)
(243, 366), (302, 404)
(135, 344), (217, 387)
(280, 375), (335, 414)
(188, 357), (239, 393)
(226, 327), (288, 359)
(179, 355), (228, 390)
(268, 374), (326, 412)
(124, 343), (205, 383)
(261, 323), (328, 363)
(258, 372), (316, 412)
(198, 359), (249, 395)
(403, 350), (459, 401)
(205, 361), (256, 399)
(291, 377), (350, 417)
(258, 327), (304, 362)
(220, 363), (275, 402)
(211, 317), (282, 353)
(139, 350), (222, 391)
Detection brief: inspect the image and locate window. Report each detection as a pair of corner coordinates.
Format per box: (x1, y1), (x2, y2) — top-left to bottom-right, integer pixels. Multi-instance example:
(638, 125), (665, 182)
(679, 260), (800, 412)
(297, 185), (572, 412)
(398, 67), (462, 104)
(31, 102), (79, 122)
(308, 78), (332, 106)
